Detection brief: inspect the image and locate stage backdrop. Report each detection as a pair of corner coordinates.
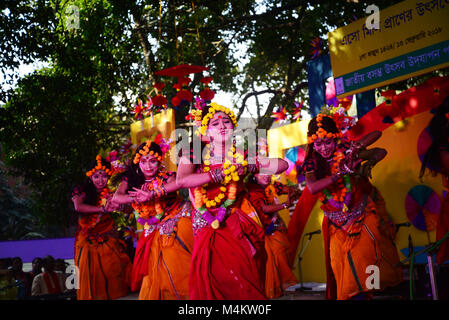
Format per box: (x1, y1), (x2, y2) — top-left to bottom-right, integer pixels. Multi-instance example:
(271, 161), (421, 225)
(267, 77), (448, 283)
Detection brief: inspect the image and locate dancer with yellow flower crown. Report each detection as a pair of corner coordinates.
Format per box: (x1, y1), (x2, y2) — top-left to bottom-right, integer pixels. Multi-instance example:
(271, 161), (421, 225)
(176, 101), (288, 300)
(72, 155), (132, 300)
(302, 113), (402, 300)
(112, 134), (193, 300)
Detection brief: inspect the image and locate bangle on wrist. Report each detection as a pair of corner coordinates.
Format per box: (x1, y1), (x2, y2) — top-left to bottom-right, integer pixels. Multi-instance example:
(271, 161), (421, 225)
(101, 205), (106, 213)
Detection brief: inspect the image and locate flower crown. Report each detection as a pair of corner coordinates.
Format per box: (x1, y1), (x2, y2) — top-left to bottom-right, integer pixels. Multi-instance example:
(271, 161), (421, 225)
(190, 101), (238, 136)
(307, 113), (343, 144)
(86, 155), (113, 177)
(133, 134), (171, 164)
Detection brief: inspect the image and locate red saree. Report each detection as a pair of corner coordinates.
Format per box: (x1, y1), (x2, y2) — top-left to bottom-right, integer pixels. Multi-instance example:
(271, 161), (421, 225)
(188, 174), (267, 300)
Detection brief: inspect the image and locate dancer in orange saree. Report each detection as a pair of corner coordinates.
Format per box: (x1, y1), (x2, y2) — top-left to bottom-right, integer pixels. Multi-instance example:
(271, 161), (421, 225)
(303, 114), (402, 300)
(176, 102), (288, 300)
(112, 135), (193, 300)
(72, 155), (132, 300)
(245, 174), (298, 299)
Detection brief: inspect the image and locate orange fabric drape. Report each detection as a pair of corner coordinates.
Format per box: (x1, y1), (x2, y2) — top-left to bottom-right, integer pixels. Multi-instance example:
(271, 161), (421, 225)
(264, 231), (298, 299)
(138, 216), (193, 300)
(75, 234), (131, 300)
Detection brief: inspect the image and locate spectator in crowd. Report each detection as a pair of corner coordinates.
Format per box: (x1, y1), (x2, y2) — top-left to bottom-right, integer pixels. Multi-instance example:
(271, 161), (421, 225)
(54, 259), (69, 283)
(0, 258), (18, 300)
(29, 257), (43, 282)
(31, 255), (66, 297)
(10, 257), (32, 299)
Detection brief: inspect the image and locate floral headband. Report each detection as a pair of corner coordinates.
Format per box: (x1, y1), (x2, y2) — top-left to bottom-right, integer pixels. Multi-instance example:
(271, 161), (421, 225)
(307, 113), (343, 144)
(86, 155), (113, 177)
(133, 134), (171, 164)
(190, 102), (238, 136)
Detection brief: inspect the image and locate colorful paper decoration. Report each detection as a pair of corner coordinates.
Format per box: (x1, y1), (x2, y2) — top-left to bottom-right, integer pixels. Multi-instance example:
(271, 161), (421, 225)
(311, 37), (323, 59)
(292, 101), (303, 121)
(405, 185), (441, 231)
(131, 99), (147, 120)
(271, 106), (288, 123)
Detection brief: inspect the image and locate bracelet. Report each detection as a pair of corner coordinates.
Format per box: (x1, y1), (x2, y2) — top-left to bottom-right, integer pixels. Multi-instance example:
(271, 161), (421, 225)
(101, 205), (106, 214)
(209, 167), (224, 183)
(282, 203), (289, 209)
(160, 184), (167, 196)
(342, 162), (354, 174)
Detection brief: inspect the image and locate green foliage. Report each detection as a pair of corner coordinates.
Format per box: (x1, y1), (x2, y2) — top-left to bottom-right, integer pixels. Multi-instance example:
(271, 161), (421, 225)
(0, 161), (45, 240)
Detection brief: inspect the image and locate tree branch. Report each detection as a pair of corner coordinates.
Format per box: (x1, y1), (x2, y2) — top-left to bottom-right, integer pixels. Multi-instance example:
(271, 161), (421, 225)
(236, 89), (281, 122)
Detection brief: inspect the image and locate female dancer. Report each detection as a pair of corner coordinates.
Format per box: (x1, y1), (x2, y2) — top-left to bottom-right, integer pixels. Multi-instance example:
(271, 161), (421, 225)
(112, 135), (193, 300)
(72, 155), (132, 300)
(419, 95), (449, 265)
(245, 174), (298, 299)
(176, 102), (288, 300)
(303, 114), (402, 300)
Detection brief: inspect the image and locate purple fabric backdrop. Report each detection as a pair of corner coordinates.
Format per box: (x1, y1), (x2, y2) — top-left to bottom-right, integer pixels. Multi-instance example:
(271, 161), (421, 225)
(0, 237), (74, 262)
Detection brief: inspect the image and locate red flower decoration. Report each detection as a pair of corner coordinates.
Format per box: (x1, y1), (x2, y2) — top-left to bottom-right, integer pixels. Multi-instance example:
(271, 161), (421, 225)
(177, 89), (193, 102)
(152, 95), (167, 107)
(172, 95), (181, 107)
(200, 88), (215, 101)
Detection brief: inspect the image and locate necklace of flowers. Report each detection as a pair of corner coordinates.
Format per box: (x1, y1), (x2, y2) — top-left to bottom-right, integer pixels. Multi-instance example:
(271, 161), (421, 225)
(79, 187), (111, 231)
(97, 187), (112, 212)
(132, 172), (166, 227)
(193, 144), (246, 229)
(320, 149), (352, 212)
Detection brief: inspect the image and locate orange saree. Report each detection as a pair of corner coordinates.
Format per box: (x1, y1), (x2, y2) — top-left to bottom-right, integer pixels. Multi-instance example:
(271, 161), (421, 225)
(75, 213), (132, 300)
(321, 178), (403, 300)
(245, 183), (297, 299)
(137, 200), (194, 300)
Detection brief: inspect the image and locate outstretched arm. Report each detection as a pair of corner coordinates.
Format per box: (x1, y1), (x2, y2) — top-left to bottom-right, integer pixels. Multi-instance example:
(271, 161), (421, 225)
(72, 195), (105, 214)
(354, 130), (382, 149)
(112, 181), (134, 205)
(305, 171), (342, 195)
(176, 156), (213, 189)
(258, 157), (288, 175)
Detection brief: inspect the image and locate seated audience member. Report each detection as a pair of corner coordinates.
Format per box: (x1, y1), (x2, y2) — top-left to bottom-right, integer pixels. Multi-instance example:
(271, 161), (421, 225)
(31, 256), (66, 297)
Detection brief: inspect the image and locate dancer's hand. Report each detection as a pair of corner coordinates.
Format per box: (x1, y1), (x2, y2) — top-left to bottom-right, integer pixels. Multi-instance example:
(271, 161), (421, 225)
(359, 160), (375, 179)
(129, 188), (152, 203)
(104, 199), (120, 212)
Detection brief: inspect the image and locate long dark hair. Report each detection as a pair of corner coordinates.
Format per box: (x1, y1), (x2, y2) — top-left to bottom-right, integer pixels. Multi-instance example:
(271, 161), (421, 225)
(74, 157), (112, 206)
(304, 115), (340, 179)
(419, 95), (449, 179)
(112, 141), (163, 191)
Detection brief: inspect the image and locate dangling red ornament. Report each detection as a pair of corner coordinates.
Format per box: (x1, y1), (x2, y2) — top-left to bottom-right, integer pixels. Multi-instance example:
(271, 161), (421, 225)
(171, 95), (181, 107)
(200, 88), (215, 101)
(177, 89), (193, 102)
(199, 76), (215, 102)
(152, 82), (168, 107)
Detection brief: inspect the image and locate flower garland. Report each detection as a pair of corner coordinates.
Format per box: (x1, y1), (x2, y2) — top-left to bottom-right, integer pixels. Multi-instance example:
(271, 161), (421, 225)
(86, 155), (113, 177)
(193, 145), (247, 229)
(132, 172), (166, 227)
(307, 113), (343, 144)
(198, 102), (238, 136)
(319, 150), (352, 212)
(79, 187), (110, 232)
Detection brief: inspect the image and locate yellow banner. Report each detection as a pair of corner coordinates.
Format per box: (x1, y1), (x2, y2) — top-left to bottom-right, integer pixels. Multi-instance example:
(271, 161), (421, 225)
(328, 0), (449, 78)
